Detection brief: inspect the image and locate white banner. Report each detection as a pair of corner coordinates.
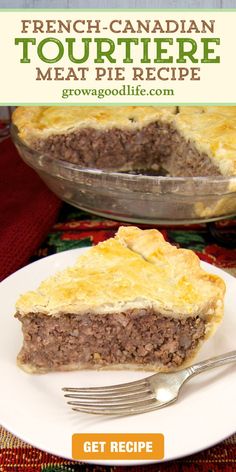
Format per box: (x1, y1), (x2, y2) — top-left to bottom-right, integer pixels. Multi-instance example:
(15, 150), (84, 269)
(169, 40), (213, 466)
(0, 9), (235, 104)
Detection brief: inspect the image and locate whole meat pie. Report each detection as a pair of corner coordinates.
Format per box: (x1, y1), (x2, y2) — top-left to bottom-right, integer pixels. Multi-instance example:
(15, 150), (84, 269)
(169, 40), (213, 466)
(15, 227), (225, 374)
(13, 105), (236, 176)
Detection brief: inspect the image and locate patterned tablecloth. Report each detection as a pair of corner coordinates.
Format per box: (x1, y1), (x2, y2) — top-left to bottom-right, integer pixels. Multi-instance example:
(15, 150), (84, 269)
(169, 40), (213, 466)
(1, 204), (236, 472)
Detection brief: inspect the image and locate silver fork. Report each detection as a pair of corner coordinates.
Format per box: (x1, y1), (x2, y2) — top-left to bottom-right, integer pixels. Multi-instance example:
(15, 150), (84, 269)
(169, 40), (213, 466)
(63, 351), (236, 416)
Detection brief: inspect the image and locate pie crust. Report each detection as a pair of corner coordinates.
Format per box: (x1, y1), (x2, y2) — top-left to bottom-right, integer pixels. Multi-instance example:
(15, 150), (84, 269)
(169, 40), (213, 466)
(15, 226), (225, 373)
(12, 105), (236, 176)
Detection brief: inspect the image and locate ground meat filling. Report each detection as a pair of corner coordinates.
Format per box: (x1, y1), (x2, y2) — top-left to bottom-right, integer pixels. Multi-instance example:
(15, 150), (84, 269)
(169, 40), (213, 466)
(33, 121), (221, 177)
(34, 122), (220, 177)
(166, 130), (222, 177)
(34, 122), (174, 172)
(16, 309), (206, 371)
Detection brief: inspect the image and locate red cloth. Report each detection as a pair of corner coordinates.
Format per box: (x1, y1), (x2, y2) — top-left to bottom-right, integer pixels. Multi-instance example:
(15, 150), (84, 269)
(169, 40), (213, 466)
(0, 137), (61, 281)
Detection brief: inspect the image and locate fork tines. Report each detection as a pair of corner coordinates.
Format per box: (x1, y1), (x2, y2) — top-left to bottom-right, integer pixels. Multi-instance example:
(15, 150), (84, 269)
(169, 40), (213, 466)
(62, 377), (161, 416)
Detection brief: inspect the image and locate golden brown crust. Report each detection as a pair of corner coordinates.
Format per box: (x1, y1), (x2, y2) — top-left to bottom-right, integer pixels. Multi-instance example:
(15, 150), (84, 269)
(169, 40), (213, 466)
(16, 226), (225, 374)
(12, 106), (176, 142)
(176, 107), (236, 176)
(16, 226), (225, 325)
(12, 106), (236, 176)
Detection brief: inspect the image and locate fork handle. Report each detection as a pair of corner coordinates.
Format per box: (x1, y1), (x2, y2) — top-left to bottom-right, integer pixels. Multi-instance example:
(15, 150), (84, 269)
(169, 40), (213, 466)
(187, 350), (236, 376)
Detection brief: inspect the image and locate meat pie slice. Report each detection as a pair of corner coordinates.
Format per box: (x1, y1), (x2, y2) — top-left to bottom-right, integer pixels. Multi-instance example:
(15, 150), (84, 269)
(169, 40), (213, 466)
(15, 226), (225, 374)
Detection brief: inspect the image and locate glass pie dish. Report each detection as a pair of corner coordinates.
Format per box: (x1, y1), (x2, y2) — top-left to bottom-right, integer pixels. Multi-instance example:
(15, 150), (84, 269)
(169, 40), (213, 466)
(11, 125), (236, 225)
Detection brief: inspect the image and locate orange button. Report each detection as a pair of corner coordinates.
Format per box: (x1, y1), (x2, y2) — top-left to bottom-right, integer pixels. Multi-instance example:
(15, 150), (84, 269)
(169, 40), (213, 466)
(72, 433), (164, 460)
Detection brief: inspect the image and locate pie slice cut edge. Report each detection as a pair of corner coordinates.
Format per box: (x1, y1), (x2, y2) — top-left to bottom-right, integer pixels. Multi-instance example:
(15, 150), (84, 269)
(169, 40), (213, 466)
(15, 226), (225, 373)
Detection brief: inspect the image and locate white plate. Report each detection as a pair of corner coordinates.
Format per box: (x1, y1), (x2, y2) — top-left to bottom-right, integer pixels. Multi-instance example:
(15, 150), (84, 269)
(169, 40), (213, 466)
(0, 248), (235, 466)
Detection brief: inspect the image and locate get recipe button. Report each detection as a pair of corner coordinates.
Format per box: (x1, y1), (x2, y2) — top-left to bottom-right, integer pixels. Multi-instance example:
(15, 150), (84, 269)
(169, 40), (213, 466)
(72, 433), (164, 460)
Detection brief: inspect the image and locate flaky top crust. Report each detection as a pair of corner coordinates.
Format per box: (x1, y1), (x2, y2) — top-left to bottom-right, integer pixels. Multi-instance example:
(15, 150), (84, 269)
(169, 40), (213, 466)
(16, 226), (225, 321)
(12, 106), (175, 142)
(13, 106), (236, 176)
(176, 107), (236, 176)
